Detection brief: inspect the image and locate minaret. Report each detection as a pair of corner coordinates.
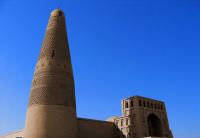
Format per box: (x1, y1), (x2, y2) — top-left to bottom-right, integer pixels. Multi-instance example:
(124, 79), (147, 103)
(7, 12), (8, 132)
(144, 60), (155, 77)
(24, 9), (77, 138)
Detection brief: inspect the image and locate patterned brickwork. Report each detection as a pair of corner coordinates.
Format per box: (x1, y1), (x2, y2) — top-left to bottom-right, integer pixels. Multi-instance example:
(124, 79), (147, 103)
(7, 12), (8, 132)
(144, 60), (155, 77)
(39, 18), (70, 60)
(28, 10), (76, 108)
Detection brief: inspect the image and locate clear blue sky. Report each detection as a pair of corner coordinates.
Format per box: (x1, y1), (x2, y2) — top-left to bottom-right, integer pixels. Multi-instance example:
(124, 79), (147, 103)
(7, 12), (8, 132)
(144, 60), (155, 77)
(0, 0), (200, 137)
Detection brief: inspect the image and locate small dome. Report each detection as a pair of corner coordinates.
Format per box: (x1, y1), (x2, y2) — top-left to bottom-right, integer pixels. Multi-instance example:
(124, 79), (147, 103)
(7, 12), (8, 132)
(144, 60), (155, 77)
(51, 9), (64, 17)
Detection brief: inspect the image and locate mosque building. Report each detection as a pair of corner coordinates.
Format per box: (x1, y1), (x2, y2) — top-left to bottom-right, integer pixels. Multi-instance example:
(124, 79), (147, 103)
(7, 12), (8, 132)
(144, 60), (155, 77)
(0, 9), (173, 138)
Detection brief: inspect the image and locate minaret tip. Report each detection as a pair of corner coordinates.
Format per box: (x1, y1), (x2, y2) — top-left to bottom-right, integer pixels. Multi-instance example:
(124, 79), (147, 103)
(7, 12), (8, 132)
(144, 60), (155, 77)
(51, 8), (64, 17)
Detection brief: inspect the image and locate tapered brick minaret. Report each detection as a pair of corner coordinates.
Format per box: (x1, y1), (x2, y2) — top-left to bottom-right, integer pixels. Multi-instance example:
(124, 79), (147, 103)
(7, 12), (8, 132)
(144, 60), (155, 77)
(24, 9), (77, 138)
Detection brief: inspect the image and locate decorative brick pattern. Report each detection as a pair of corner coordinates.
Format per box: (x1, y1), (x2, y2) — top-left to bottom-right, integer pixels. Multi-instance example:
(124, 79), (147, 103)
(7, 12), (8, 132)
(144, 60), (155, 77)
(29, 86), (68, 106)
(28, 9), (76, 108)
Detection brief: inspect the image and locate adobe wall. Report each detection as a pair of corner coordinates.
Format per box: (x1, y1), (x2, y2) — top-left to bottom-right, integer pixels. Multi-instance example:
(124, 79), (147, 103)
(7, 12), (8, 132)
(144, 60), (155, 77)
(77, 118), (118, 138)
(0, 130), (23, 138)
(0, 118), (119, 138)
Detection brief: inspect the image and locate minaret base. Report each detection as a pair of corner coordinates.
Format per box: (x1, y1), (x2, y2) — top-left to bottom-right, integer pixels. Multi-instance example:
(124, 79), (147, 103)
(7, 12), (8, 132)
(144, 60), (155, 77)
(24, 105), (77, 138)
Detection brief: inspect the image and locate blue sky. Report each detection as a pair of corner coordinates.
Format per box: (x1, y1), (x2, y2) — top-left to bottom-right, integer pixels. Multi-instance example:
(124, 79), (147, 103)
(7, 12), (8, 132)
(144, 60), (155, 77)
(0, 0), (200, 137)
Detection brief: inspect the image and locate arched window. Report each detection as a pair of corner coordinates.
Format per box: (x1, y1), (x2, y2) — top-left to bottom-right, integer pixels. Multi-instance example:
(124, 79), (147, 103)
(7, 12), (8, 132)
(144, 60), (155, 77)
(126, 118), (129, 125)
(130, 100), (133, 107)
(154, 104), (157, 109)
(115, 120), (119, 126)
(160, 105), (163, 110)
(147, 102), (150, 108)
(151, 103), (153, 108)
(143, 101), (146, 107)
(125, 102), (128, 108)
(121, 119), (124, 126)
(139, 100), (142, 106)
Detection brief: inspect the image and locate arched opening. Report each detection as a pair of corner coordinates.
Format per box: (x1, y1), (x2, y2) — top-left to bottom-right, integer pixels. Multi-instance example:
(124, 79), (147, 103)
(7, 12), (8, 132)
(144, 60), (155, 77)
(130, 100), (133, 107)
(147, 102), (150, 108)
(139, 100), (142, 106)
(147, 113), (163, 137)
(143, 101), (146, 107)
(125, 102), (128, 108)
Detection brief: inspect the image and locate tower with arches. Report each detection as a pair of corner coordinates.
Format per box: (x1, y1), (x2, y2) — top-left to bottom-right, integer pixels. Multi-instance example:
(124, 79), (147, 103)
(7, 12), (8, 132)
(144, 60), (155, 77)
(108, 96), (173, 138)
